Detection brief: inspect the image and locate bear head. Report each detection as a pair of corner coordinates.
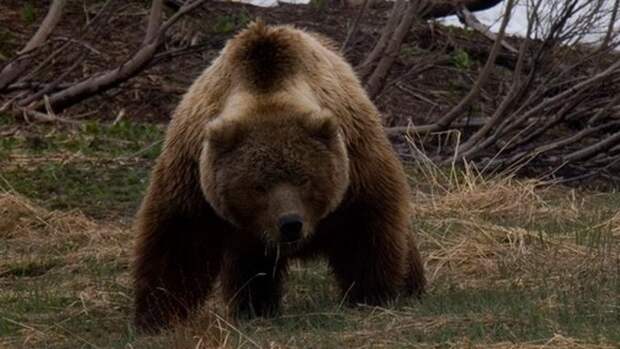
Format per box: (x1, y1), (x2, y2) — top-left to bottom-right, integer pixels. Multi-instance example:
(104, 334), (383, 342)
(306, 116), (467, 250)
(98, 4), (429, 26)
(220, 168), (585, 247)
(200, 104), (350, 251)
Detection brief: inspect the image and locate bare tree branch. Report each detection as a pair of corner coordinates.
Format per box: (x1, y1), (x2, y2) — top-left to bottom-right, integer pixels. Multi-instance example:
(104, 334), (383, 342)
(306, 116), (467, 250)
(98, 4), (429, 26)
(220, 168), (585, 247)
(39, 0), (208, 111)
(563, 131), (620, 163)
(21, 0), (68, 54)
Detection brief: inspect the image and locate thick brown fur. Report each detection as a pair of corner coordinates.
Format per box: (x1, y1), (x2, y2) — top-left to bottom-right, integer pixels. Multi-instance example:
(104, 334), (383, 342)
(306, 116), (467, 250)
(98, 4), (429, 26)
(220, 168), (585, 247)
(133, 20), (425, 333)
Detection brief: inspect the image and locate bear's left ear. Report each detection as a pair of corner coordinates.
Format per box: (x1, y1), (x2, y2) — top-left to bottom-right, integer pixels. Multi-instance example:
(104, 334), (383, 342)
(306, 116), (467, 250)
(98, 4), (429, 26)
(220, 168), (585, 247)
(304, 116), (339, 146)
(205, 119), (246, 154)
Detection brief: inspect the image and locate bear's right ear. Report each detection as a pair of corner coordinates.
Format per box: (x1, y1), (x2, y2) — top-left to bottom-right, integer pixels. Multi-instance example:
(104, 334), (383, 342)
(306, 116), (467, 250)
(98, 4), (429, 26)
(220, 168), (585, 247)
(303, 116), (339, 146)
(205, 119), (246, 154)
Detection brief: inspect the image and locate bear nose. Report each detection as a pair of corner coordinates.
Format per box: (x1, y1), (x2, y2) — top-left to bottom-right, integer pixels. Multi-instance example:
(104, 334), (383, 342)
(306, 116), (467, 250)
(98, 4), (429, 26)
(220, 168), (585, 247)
(277, 214), (304, 242)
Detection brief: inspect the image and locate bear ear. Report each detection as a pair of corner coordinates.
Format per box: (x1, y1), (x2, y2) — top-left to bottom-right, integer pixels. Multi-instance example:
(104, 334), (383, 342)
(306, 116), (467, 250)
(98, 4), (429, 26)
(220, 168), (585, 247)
(304, 116), (339, 146)
(205, 119), (246, 154)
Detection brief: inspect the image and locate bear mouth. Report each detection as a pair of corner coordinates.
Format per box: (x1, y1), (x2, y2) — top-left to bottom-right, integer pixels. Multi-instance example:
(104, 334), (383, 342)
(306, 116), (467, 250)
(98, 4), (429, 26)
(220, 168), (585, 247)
(279, 240), (303, 248)
(261, 227), (310, 254)
(265, 239), (306, 256)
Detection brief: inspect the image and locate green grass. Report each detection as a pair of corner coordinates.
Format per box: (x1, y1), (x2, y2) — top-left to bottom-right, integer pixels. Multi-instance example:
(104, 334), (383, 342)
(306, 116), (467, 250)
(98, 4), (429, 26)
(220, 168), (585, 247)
(2, 162), (151, 218)
(0, 120), (619, 348)
(450, 48), (474, 70)
(310, 0), (328, 11)
(20, 2), (36, 24)
(212, 12), (251, 34)
(0, 119), (163, 159)
(0, 120), (163, 218)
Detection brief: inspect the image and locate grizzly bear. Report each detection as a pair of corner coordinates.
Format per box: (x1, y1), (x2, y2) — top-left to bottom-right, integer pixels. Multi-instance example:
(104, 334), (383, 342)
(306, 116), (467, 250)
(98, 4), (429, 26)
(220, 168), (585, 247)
(133, 21), (425, 333)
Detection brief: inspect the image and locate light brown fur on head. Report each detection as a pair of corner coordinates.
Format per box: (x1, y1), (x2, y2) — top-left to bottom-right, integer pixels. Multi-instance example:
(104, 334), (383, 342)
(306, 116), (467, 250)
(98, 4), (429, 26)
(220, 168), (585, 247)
(133, 20), (425, 333)
(199, 105), (349, 247)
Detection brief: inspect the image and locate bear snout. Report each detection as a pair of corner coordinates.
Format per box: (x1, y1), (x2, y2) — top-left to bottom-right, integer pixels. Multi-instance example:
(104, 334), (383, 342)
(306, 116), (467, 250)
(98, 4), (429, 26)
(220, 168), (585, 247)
(277, 213), (304, 242)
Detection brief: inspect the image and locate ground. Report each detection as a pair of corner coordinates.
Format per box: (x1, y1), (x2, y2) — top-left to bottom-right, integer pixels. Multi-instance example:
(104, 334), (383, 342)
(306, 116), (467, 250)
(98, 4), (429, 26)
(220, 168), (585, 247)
(1, 116), (619, 348)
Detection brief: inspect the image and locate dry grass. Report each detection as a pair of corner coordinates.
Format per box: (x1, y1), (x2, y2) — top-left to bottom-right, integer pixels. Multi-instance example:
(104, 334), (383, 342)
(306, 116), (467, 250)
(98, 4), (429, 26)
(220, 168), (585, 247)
(0, 191), (132, 347)
(408, 150), (617, 286)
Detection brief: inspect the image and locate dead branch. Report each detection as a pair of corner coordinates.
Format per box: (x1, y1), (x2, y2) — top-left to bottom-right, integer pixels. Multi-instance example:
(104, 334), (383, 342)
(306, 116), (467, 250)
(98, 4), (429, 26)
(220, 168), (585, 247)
(360, 0), (507, 87)
(429, 0), (514, 131)
(21, 0), (68, 54)
(35, 0), (207, 112)
(562, 131), (620, 164)
(17, 53), (89, 107)
(4, 82), (73, 92)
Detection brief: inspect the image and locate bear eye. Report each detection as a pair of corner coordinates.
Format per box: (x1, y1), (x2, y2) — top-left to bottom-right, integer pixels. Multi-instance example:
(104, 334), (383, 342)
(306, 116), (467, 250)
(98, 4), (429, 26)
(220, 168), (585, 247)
(255, 184), (268, 194)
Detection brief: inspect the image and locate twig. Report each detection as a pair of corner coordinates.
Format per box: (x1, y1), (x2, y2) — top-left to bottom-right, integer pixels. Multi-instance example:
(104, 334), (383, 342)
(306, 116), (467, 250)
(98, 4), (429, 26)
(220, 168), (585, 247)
(20, 108), (79, 125)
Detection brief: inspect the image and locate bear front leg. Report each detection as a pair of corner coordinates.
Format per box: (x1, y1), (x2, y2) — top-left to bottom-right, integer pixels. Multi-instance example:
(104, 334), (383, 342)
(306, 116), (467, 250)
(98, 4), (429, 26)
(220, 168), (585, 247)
(221, 247), (288, 319)
(324, 200), (425, 305)
(405, 232), (426, 297)
(133, 157), (228, 333)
